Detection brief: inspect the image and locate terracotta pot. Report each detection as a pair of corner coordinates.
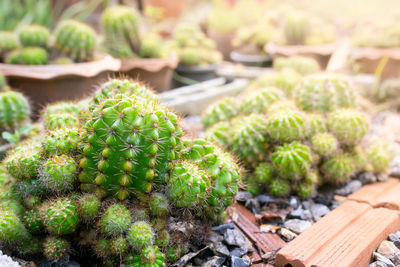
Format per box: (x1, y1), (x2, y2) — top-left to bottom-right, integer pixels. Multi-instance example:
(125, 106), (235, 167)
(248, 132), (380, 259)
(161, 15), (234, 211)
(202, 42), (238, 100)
(350, 47), (400, 79)
(119, 55), (178, 92)
(143, 0), (186, 19)
(230, 50), (272, 67)
(172, 64), (218, 88)
(0, 55), (120, 119)
(207, 29), (235, 60)
(265, 43), (336, 69)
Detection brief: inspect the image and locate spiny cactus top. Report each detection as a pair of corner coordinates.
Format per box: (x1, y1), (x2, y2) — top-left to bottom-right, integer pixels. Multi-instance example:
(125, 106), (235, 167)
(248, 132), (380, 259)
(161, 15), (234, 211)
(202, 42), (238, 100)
(273, 56), (320, 75)
(79, 93), (183, 200)
(240, 87), (285, 115)
(201, 97), (238, 128)
(54, 19), (97, 62)
(0, 90), (30, 131)
(0, 31), (18, 54)
(18, 24), (50, 47)
(102, 5), (140, 57)
(283, 12), (310, 45)
(5, 47), (49, 65)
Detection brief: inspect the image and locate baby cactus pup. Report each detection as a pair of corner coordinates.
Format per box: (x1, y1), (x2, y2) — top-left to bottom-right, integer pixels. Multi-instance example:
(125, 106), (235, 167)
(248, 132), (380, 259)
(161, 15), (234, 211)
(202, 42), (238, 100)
(110, 236), (129, 255)
(271, 141), (312, 180)
(23, 209), (44, 235)
(79, 92), (182, 200)
(240, 87), (285, 115)
(125, 245), (165, 267)
(40, 155), (76, 193)
(204, 121), (231, 148)
(18, 24), (50, 47)
(98, 204), (132, 236)
(77, 194), (100, 221)
(0, 90), (30, 131)
(366, 141), (393, 173)
(266, 109), (307, 143)
(54, 19), (97, 62)
(43, 237), (70, 260)
(42, 197), (79, 235)
(327, 108), (369, 146)
(5, 139), (43, 180)
(43, 112), (80, 131)
(202, 97), (238, 128)
(42, 127), (80, 156)
(155, 229), (170, 247)
(296, 181), (315, 198)
(254, 162), (274, 184)
(0, 208), (31, 245)
(94, 238), (111, 257)
(6, 47), (49, 65)
(102, 5), (140, 56)
(266, 100), (297, 114)
(168, 161), (210, 208)
(321, 152), (356, 183)
(149, 193), (169, 217)
(269, 178), (291, 197)
(295, 74), (355, 112)
(306, 113), (327, 138)
(0, 31), (18, 54)
(311, 132), (338, 157)
(126, 221), (154, 249)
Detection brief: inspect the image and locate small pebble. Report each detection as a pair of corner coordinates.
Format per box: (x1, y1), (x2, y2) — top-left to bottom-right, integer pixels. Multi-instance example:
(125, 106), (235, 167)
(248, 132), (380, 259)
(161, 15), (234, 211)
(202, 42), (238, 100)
(289, 207), (313, 220)
(224, 229), (252, 250)
(389, 156), (400, 178)
(310, 203), (330, 221)
(373, 252), (395, 267)
(279, 228), (298, 241)
(230, 256), (249, 267)
(261, 251), (275, 261)
(201, 256), (226, 267)
(0, 251), (20, 267)
(245, 198), (260, 214)
(376, 173), (388, 182)
(289, 196), (300, 209)
(211, 242), (230, 257)
(358, 172), (377, 185)
(236, 191), (252, 202)
(212, 222), (235, 235)
(284, 219), (312, 234)
(302, 200), (312, 210)
(230, 248), (248, 257)
(335, 180), (362, 196)
(388, 234), (400, 243)
(377, 241), (400, 260)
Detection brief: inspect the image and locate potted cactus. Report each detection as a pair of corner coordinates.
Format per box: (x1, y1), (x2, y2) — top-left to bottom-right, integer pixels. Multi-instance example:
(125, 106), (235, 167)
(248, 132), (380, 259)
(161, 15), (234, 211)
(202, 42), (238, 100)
(0, 21), (120, 117)
(0, 78), (242, 265)
(101, 5), (178, 92)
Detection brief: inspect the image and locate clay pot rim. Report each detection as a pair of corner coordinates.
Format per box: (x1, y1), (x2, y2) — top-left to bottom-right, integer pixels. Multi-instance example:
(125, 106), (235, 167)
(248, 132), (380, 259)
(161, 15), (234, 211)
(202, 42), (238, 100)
(265, 42), (337, 57)
(351, 47), (400, 60)
(230, 50), (272, 63)
(119, 54), (179, 72)
(0, 54), (120, 80)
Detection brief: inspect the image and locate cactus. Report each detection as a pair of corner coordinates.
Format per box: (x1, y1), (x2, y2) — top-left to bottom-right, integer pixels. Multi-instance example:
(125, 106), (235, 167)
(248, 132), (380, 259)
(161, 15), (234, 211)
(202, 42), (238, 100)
(295, 74), (356, 112)
(43, 112), (80, 131)
(271, 141), (312, 181)
(140, 32), (167, 58)
(250, 69), (301, 97)
(266, 100), (297, 114)
(23, 209), (44, 235)
(54, 19), (97, 62)
(94, 238), (111, 257)
(0, 31), (18, 54)
(102, 5), (140, 57)
(52, 57), (73, 65)
(125, 245), (165, 267)
(110, 236), (129, 255)
(295, 181), (315, 198)
(241, 87), (285, 115)
(269, 178), (291, 197)
(253, 162), (274, 184)
(6, 47), (49, 65)
(42, 127), (80, 156)
(0, 208), (31, 245)
(0, 90), (30, 131)
(266, 109), (307, 143)
(5, 139), (43, 180)
(202, 97), (238, 128)
(204, 121), (231, 148)
(77, 194), (100, 221)
(311, 132), (338, 157)
(327, 108), (369, 146)
(321, 152), (356, 183)
(365, 141), (393, 173)
(149, 193), (169, 217)
(283, 12), (310, 45)
(0, 72), (6, 91)
(43, 237), (70, 260)
(40, 155), (77, 193)
(18, 24), (50, 47)
(126, 221), (154, 249)
(273, 56), (320, 75)
(42, 102), (81, 121)
(42, 197), (79, 235)
(79, 92), (182, 200)
(155, 229), (170, 247)
(306, 113), (327, 138)
(98, 204), (132, 236)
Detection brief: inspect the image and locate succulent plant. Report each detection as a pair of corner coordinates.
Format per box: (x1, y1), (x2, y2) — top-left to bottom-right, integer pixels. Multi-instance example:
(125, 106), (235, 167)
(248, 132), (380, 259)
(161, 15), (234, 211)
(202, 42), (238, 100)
(77, 194), (100, 221)
(0, 90), (30, 131)
(241, 87), (285, 115)
(0, 208), (31, 245)
(273, 56), (320, 75)
(98, 204), (132, 236)
(269, 178), (291, 197)
(253, 162), (274, 184)
(126, 221), (154, 249)
(0, 31), (18, 54)
(40, 155), (76, 193)
(6, 47), (49, 65)
(41, 197), (79, 235)
(327, 108), (369, 146)
(202, 97), (238, 128)
(204, 121), (231, 148)
(43, 112), (80, 131)
(311, 132), (338, 157)
(266, 109), (307, 143)
(306, 113), (327, 138)
(321, 152), (356, 183)
(23, 209), (44, 234)
(102, 5), (140, 57)
(155, 229), (170, 247)
(283, 12), (310, 45)
(54, 19), (97, 62)
(295, 180), (315, 198)
(42, 127), (80, 156)
(140, 32), (168, 59)
(110, 236), (129, 255)
(0, 73), (6, 91)
(365, 141), (393, 173)
(149, 192), (169, 217)
(18, 24), (50, 47)
(125, 245), (165, 267)
(250, 69), (301, 97)
(43, 237), (70, 260)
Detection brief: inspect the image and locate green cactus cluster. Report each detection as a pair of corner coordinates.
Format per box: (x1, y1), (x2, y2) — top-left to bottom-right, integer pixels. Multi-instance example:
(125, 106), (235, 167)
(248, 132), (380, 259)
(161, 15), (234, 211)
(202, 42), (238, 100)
(0, 31), (18, 55)
(273, 56), (320, 75)
(0, 90), (30, 131)
(0, 78), (241, 265)
(203, 73), (390, 198)
(18, 24), (50, 48)
(5, 46), (49, 65)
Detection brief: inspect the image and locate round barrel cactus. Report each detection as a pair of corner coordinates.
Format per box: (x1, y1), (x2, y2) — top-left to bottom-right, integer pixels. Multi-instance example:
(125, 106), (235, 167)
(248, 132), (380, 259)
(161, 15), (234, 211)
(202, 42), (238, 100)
(18, 24), (50, 47)
(0, 31), (18, 54)
(202, 97), (238, 128)
(6, 47), (49, 65)
(0, 90), (30, 131)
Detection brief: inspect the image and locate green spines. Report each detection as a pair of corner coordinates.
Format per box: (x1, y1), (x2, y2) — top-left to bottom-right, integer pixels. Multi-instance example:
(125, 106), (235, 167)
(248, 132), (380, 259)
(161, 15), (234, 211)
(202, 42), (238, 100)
(149, 193), (169, 217)
(202, 97), (238, 128)
(42, 197), (79, 235)
(311, 132), (338, 157)
(269, 178), (291, 197)
(241, 87), (285, 115)
(43, 237), (70, 260)
(295, 74), (356, 112)
(110, 236), (129, 255)
(94, 238), (111, 257)
(306, 113), (327, 138)
(77, 194), (100, 221)
(0, 31), (18, 54)
(5, 139), (43, 180)
(125, 245), (165, 267)
(98, 204), (132, 236)
(102, 5), (140, 57)
(321, 152), (355, 183)
(365, 141), (393, 173)
(155, 229), (170, 247)
(266, 109), (307, 143)
(327, 108), (369, 146)
(42, 102), (81, 121)
(250, 69), (301, 96)
(0, 208), (31, 245)
(0, 90), (30, 131)
(126, 221), (154, 249)
(40, 155), (76, 193)
(295, 180), (315, 198)
(54, 19), (97, 62)
(204, 121), (231, 148)
(273, 56), (320, 75)
(43, 112), (80, 131)
(18, 24), (50, 47)
(42, 127), (80, 156)
(6, 47), (49, 65)
(254, 162), (274, 184)
(271, 141), (312, 181)
(79, 91), (182, 200)
(23, 209), (44, 235)
(140, 32), (167, 58)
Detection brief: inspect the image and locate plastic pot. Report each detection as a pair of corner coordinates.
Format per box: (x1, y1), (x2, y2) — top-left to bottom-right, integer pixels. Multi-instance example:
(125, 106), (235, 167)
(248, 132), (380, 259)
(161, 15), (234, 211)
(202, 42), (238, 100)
(0, 55), (120, 119)
(230, 50), (273, 67)
(265, 43), (336, 69)
(172, 64), (218, 89)
(119, 55), (178, 92)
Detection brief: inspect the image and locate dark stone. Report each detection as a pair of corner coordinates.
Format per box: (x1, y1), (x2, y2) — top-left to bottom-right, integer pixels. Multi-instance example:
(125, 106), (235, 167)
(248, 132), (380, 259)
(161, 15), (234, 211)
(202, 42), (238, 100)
(358, 172), (377, 185)
(212, 222), (235, 235)
(231, 256), (249, 267)
(39, 258), (80, 267)
(368, 261), (388, 267)
(211, 242), (230, 257)
(201, 256), (226, 267)
(394, 241), (400, 250)
(230, 247), (248, 257)
(335, 180), (362, 196)
(289, 196), (300, 209)
(236, 191), (252, 202)
(289, 208), (312, 220)
(256, 195), (284, 205)
(313, 195), (332, 206)
(310, 203), (330, 221)
(224, 229), (252, 249)
(245, 198), (260, 214)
